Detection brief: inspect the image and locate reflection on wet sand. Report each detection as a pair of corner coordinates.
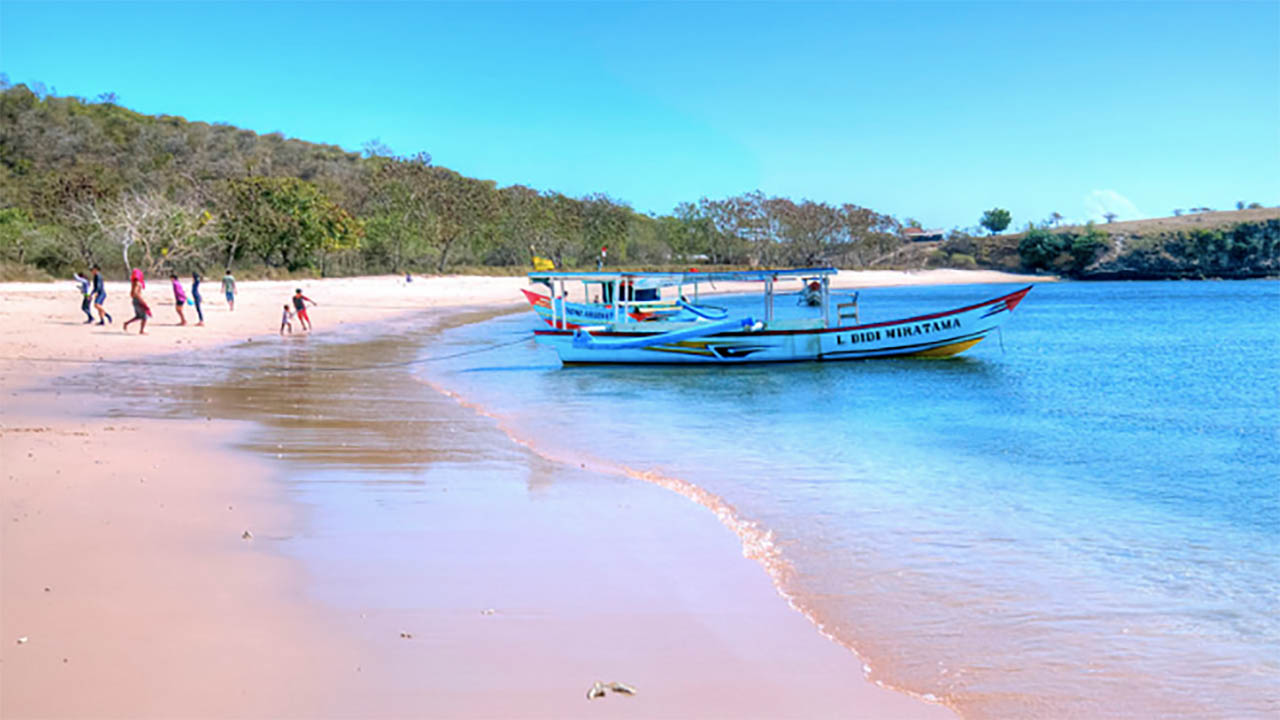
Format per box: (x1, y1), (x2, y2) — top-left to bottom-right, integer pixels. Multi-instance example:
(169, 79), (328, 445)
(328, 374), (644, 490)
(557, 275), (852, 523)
(44, 308), (951, 718)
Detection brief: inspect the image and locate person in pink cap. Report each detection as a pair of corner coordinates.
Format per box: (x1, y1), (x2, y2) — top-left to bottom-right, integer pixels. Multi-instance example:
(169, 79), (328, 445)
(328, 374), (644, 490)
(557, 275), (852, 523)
(170, 273), (188, 326)
(123, 268), (151, 335)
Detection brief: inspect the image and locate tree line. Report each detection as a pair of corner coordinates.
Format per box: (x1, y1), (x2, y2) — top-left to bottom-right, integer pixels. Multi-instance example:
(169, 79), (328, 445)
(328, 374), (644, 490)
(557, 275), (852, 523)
(0, 80), (905, 279)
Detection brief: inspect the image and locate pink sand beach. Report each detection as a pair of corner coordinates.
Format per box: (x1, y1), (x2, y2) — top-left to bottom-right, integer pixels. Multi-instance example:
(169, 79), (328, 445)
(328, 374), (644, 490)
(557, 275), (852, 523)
(2, 270), (1041, 718)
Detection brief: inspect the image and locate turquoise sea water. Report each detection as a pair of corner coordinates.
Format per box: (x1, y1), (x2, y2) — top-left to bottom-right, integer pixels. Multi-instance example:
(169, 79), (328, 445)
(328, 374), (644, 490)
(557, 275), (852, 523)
(422, 281), (1280, 719)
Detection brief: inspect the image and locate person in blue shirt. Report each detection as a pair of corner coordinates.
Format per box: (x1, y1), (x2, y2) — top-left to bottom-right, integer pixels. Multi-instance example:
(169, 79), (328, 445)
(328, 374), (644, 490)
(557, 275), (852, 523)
(191, 271), (204, 326)
(90, 265), (112, 325)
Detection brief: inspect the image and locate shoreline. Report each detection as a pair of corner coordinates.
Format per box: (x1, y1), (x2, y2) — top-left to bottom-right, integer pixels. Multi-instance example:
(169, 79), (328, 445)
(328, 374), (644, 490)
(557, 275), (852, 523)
(420, 373), (955, 714)
(0, 271), (1021, 717)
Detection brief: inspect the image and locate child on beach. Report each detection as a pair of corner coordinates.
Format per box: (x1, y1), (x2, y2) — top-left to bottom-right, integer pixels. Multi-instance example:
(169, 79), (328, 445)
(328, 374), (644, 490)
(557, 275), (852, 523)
(222, 269), (236, 311)
(170, 273), (188, 326)
(280, 305), (294, 335)
(291, 288), (316, 331)
(90, 265), (112, 325)
(122, 268), (150, 335)
(73, 271), (94, 323)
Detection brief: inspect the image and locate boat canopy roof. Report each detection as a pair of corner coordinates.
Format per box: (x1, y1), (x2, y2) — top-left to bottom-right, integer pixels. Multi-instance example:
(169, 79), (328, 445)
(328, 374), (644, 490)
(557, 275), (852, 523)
(529, 267), (837, 287)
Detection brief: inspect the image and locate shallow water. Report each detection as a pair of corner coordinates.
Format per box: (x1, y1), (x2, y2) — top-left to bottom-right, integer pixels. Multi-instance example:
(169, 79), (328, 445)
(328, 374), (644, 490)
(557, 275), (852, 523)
(422, 281), (1280, 719)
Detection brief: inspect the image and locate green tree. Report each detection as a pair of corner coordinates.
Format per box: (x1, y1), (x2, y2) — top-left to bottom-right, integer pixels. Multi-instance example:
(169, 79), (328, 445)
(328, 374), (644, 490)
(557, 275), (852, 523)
(662, 202), (715, 262)
(491, 184), (553, 266)
(218, 177), (361, 271)
(360, 153), (435, 272)
(0, 208), (39, 264)
(417, 167), (498, 272)
(579, 193), (633, 266)
(775, 198), (844, 266)
(980, 208), (1012, 235)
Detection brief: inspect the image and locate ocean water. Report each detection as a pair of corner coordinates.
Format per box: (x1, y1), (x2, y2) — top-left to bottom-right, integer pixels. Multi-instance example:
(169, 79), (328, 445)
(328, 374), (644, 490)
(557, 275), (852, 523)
(421, 281), (1280, 719)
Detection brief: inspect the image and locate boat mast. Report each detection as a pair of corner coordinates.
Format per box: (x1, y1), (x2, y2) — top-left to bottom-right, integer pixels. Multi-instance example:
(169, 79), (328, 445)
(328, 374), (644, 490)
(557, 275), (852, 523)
(764, 276), (774, 323)
(612, 277), (621, 323)
(821, 275), (831, 328)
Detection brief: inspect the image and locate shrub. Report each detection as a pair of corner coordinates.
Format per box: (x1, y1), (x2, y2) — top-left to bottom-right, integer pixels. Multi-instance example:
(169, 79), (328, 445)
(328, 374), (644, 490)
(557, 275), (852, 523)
(1068, 223), (1108, 272)
(1018, 227), (1066, 271)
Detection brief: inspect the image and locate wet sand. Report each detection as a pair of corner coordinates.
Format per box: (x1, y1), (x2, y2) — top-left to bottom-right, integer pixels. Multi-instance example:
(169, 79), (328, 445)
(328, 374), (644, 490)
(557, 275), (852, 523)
(0, 272), (1023, 718)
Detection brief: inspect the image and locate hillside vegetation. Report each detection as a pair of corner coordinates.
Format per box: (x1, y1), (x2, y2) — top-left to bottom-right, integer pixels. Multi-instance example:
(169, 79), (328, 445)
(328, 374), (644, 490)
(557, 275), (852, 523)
(937, 208), (1280, 280)
(3, 81), (1272, 282)
(0, 81), (903, 280)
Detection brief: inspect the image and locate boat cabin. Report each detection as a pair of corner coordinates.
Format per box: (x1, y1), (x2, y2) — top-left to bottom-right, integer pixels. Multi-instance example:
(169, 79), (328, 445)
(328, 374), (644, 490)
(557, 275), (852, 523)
(528, 267), (843, 329)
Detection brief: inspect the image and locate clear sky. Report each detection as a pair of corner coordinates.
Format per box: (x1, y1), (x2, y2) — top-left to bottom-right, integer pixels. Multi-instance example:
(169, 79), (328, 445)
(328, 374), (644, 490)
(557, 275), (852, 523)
(2, 1), (1276, 229)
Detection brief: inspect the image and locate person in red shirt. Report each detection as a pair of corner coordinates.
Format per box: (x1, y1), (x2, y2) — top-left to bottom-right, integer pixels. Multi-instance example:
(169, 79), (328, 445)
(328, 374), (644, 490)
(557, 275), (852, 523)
(291, 289), (316, 331)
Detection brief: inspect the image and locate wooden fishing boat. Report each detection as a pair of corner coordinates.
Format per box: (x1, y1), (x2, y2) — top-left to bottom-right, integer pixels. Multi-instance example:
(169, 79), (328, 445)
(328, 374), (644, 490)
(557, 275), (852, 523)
(523, 273), (726, 328)
(528, 268), (1031, 364)
(519, 288), (679, 327)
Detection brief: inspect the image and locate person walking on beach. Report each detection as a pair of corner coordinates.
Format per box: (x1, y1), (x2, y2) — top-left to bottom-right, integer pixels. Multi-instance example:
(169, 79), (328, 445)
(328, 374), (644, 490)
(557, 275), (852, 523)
(291, 288), (316, 331)
(190, 271), (204, 326)
(280, 304), (294, 335)
(90, 265), (112, 325)
(122, 268), (150, 335)
(170, 273), (188, 326)
(73, 271), (94, 323)
(222, 269), (236, 311)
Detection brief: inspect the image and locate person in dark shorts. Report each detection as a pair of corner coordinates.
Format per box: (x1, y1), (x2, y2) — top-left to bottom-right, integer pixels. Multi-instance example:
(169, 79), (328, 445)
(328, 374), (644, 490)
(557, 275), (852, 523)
(191, 271), (204, 326)
(122, 268), (150, 335)
(90, 265), (112, 325)
(222, 269), (236, 311)
(73, 271), (94, 323)
(291, 288), (316, 331)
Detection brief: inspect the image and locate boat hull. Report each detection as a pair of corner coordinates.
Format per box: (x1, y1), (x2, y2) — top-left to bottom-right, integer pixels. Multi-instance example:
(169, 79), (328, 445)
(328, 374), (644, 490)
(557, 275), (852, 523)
(534, 286), (1031, 364)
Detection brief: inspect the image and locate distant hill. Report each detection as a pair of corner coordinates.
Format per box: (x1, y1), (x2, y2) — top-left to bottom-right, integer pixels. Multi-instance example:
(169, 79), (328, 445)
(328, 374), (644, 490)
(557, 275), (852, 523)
(938, 208), (1280, 280)
(0, 82), (902, 280)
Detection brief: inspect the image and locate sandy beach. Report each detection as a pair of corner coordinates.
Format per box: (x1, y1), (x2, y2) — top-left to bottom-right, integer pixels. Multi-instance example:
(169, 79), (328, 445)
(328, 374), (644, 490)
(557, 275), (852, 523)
(1, 269), (1040, 718)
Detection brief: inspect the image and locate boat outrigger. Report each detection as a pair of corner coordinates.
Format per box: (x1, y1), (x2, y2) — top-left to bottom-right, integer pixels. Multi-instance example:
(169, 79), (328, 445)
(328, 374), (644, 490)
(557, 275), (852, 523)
(527, 268), (1031, 365)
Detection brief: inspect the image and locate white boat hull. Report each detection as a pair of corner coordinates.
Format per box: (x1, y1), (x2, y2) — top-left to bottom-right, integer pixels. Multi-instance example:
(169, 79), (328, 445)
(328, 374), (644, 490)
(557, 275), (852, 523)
(534, 286), (1031, 364)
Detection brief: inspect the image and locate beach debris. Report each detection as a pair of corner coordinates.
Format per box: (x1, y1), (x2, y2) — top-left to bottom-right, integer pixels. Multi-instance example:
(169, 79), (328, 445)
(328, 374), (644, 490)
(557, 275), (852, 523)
(17, 636), (28, 644)
(399, 631), (413, 639)
(480, 608), (496, 615)
(586, 680), (637, 699)
(241, 530), (253, 540)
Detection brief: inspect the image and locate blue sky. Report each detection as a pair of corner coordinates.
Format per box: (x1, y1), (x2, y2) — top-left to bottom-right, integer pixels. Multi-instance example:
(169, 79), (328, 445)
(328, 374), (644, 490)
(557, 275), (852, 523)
(2, 1), (1276, 229)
